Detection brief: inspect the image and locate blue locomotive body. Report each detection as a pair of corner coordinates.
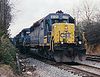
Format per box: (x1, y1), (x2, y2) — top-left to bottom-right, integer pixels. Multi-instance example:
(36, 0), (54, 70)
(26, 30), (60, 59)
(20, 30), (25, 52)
(14, 28), (31, 53)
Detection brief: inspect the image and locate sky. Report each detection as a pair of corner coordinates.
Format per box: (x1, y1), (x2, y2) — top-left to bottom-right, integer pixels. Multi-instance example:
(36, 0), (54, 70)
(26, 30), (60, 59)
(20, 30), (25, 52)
(9, 0), (100, 37)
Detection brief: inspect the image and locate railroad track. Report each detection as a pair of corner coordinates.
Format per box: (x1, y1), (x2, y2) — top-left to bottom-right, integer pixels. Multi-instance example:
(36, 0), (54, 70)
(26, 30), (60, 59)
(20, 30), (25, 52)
(17, 52), (100, 77)
(71, 64), (100, 76)
(49, 62), (100, 77)
(86, 55), (100, 62)
(36, 57), (100, 77)
(39, 55), (100, 76)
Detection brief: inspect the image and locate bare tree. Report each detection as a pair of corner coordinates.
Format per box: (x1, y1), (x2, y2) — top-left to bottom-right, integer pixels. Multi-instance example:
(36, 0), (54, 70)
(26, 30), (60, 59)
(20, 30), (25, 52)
(0, 0), (12, 43)
(0, 0), (11, 33)
(73, 0), (100, 55)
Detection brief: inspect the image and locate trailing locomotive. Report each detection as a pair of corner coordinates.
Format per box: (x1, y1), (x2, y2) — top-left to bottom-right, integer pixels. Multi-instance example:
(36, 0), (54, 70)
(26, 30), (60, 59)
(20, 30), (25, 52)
(29, 11), (86, 62)
(13, 28), (30, 53)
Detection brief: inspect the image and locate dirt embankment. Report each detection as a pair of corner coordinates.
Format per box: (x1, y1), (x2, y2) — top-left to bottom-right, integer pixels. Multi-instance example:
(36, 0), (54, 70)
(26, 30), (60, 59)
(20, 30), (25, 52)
(92, 44), (100, 55)
(0, 64), (18, 77)
(86, 44), (100, 55)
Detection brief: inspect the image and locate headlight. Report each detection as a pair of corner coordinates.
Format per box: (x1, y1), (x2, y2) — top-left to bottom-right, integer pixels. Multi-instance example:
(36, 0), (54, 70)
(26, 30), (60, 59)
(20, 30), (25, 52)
(79, 41), (82, 44)
(61, 42), (64, 44)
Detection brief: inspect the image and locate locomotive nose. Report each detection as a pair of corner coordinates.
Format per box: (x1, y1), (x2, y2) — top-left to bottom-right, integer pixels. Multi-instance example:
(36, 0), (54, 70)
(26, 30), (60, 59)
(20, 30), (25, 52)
(52, 23), (75, 44)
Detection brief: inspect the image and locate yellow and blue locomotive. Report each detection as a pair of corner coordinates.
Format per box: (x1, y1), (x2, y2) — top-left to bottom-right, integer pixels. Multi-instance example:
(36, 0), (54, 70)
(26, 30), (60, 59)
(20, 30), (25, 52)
(29, 11), (86, 62)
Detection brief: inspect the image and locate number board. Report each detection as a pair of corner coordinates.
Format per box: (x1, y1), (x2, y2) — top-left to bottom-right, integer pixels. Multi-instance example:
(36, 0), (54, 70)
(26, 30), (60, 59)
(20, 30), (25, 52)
(62, 15), (69, 19)
(51, 15), (59, 19)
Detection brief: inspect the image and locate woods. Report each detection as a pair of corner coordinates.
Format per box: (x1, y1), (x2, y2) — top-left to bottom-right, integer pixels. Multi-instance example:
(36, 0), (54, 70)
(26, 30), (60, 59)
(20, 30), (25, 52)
(74, 0), (100, 54)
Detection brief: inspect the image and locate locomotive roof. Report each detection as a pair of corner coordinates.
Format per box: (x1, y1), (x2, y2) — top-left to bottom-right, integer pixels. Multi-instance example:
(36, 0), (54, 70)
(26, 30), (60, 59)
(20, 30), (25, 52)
(21, 28), (30, 32)
(30, 11), (74, 32)
(15, 28), (30, 38)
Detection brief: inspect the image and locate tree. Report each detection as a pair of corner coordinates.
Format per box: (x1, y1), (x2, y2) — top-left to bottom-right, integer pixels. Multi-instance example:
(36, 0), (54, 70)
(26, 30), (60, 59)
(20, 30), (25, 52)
(0, 0), (12, 43)
(0, 0), (11, 33)
(73, 0), (100, 55)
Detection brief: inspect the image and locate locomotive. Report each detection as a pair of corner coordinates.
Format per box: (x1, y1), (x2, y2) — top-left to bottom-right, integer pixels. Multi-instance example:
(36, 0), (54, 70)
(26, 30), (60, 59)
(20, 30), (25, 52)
(14, 11), (86, 62)
(29, 11), (86, 62)
(13, 28), (30, 53)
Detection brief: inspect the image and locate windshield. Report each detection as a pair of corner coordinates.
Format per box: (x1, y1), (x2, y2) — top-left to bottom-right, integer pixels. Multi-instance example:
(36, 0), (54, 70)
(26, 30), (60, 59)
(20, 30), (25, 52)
(52, 19), (68, 24)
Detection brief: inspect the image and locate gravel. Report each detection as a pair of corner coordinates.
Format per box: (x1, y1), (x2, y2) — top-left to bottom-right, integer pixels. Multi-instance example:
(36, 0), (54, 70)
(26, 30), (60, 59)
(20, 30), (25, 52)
(27, 58), (82, 77)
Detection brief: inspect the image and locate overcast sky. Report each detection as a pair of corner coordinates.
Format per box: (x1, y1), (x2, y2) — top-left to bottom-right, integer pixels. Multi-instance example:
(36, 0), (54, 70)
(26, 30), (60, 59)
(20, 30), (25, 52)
(9, 0), (100, 37)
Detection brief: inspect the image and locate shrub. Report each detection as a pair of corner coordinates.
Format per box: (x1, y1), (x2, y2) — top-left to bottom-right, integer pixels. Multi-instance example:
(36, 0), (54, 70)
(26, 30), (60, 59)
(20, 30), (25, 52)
(0, 35), (16, 68)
